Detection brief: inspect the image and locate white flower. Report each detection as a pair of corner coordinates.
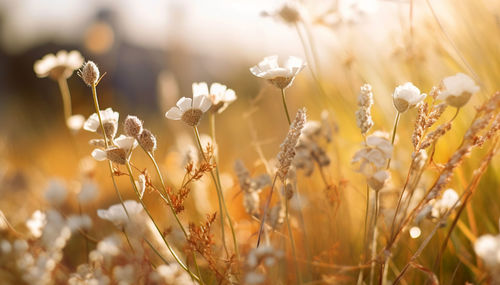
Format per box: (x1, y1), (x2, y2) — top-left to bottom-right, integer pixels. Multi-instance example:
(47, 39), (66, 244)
(194, 82), (237, 114)
(352, 131), (393, 176)
(26, 210), (47, 238)
(83, 108), (119, 139)
(66, 114), (85, 133)
(77, 179), (98, 204)
(392, 82), (426, 113)
(44, 179), (67, 206)
(97, 200), (143, 228)
(33, 50), (84, 80)
(431, 188), (460, 219)
(165, 84), (212, 126)
(91, 135), (138, 164)
(437, 73), (479, 108)
(366, 170), (390, 191)
(250, 55), (306, 89)
(475, 234), (500, 268)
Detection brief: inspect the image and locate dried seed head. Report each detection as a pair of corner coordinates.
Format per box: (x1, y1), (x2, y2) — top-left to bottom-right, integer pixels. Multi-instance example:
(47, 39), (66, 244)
(181, 109), (203, 126)
(277, 108), (307, 181)
(79, 61), (100, 86)
(139, 129), (157, 153)
(106, 148), (127, 165)
(283, 183), (294, 200)
(277, 4), (301, 24)
(97, 121), (117, 140)
(124, 115), (143, 138)
(243, 191), (260, 217)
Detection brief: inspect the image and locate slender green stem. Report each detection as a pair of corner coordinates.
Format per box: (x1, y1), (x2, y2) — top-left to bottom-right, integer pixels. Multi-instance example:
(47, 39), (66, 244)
(91, 83), (129, 219)
(143, 149), (203, 282)
(369, 190), (379, 285)
(57, 77), (72, 123)
(386, 112), (401, 169)
(281, 88), (292, 125)
(124, 160), (200, 282)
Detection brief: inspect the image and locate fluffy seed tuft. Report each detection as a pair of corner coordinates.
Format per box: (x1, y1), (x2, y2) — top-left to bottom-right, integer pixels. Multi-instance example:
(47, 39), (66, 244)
(79, 61), (100, 86)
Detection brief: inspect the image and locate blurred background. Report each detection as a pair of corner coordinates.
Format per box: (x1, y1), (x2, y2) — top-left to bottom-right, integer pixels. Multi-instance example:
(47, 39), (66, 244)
(0, 0), (499, 281)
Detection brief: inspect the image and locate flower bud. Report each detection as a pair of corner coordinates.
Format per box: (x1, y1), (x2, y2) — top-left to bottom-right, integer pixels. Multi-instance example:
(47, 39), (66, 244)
(124, 115), (143, 138)
(138, 129), (157, 153)
(79, 61), (100, 86)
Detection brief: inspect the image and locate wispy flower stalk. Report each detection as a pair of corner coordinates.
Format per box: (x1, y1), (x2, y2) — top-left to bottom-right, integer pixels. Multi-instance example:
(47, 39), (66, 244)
(257, 108), (306, 249)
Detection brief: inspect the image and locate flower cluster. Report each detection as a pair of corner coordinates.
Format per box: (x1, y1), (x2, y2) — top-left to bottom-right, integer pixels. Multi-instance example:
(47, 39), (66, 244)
(352, 131), (392, 191)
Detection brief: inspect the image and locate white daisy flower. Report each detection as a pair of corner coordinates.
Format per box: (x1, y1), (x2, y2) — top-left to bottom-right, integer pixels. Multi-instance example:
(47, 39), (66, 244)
(392, 82), (426, 113)
(194, 82), (237, 114)
(91, 135), (138, 164)
(97, 200), (143, 228)
(165, 84), (212, 126)
(84, 108), (119, 139)
(33, 50), (84, 80)
(250, 55), (306, 89)
(437, 73), (479, 108)
(352, 131), (393, 177)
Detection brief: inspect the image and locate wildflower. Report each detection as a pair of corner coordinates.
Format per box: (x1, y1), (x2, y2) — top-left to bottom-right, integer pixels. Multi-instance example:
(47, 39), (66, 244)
(26, 210), (47, 238)
(44, 179), (67, 206)
(245, 245), (283, 284)
(475, 234), (500, 268)
(431, 188), (460, 219)
(66, 114), (85, 133)
(66, 215), (92, 232)
(250, 55), (306, 89)
(437, 73), (479, 108)
(192, 82), (237, 114)
(165, 84), (212, 126)
(366, 170), (390, 191)
(123, 115), (143, 138)
(150, 264), (196, 284)
(76, 179), (98, 204)
(474, 220), (500, 282)
(83, 108), (119, 140)
(352, 131), (393, 176)
(97, 200), (143, 228)
(293, 120), (331, 176)
(276, 108), (307, 181)
(138, 129), (157, 153)
(78, 61), (100, 86)
(356, 84), (374, 134)
(262, 3), (302, 25)
(33, 50), (84, 80)
(91, 135), (137, 164)
(392, 82), (426, 113)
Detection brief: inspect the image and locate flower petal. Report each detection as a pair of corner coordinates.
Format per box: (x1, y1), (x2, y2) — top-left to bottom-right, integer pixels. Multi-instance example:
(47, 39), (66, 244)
(165, 107), (183, 120)
(176, 97), (192, 112)
(91, 149), (107, 161)
(192, 82), (209, 98)
(198, 96), (212, 112)
(115, 135), (137, 151)
(83, 113), (100, 132)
